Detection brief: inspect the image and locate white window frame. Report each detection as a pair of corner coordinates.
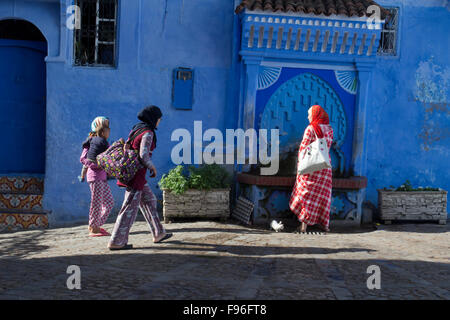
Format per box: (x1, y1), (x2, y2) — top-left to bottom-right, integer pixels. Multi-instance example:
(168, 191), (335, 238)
(377, 7), (399, 56)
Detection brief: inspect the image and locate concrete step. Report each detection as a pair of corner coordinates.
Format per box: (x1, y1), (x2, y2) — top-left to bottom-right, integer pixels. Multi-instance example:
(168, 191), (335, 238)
(0, 193), (43, 212)
(0, 210), (48, 232)
(0, 176), (44, 195)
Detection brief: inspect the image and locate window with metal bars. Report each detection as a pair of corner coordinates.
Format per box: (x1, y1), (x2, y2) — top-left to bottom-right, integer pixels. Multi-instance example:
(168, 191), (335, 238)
(73, 0), (118, 67)
(377, 7), (399, 56)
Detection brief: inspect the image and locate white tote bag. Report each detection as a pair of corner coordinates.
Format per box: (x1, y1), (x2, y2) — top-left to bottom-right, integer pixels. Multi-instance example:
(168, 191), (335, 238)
(297, 127), (332, 175)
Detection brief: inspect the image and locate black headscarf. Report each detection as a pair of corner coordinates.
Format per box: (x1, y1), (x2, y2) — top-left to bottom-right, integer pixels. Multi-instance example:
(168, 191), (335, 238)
(130, 105), (162, 147)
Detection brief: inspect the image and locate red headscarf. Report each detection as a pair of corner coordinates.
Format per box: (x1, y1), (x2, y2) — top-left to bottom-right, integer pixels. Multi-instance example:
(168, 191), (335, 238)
(309, 105), (329, 138)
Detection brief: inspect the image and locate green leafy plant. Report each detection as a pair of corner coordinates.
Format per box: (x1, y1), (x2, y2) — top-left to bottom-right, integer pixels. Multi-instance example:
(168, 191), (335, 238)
(159, 164), (231, 195)
(158, 165), (189, 195)
(383, 180), (439, 192)
(396, 180), (414, 191)
(188, 164), (231, 190)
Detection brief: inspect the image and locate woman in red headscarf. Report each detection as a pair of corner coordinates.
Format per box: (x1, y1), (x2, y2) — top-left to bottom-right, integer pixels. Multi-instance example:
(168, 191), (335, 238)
(289, 105), (334, 233)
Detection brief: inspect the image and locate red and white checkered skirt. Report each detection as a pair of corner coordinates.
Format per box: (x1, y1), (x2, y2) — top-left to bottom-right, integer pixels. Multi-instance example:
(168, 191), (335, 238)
(289, 124), (333, 228)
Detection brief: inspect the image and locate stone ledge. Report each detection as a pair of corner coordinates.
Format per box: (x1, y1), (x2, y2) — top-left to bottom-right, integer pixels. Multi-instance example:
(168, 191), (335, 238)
(237, 173), (367, 189)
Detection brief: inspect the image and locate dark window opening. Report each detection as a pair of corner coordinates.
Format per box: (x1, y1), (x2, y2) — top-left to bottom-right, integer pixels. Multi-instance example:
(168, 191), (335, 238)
(74, 0), (118, 67)
(0, 19), (46, 42)
(378, 7), (399, 56)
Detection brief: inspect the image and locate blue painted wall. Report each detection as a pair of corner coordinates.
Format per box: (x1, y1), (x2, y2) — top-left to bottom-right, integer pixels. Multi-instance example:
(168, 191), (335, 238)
(0, 0), (448, 222)
(1, 0), (233, 223)
(366, 0), (450, 214)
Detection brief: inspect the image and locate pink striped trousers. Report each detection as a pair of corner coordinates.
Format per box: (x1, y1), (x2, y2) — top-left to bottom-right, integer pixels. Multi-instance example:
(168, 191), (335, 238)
(109, 184), (165, 246)
(88, 180), (114, 227)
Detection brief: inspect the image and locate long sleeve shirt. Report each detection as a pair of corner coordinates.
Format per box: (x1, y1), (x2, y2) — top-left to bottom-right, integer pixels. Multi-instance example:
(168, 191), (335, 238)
(80, 147), (107, 182)
(117, 129), (156, 190)
(139, 132), (155, 171)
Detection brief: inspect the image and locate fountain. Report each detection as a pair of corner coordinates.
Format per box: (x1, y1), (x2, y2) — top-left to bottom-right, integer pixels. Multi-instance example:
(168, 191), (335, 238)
(236, 70), (367, 226)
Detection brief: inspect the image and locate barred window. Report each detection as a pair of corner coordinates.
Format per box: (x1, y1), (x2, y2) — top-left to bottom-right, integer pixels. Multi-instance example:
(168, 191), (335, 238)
(377, 7), (399, 56)
(74, 0), (118, 67)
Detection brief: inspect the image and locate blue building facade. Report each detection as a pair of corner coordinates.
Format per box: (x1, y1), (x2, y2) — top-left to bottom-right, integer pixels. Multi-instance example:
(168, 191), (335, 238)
(0, 0), (448, 227)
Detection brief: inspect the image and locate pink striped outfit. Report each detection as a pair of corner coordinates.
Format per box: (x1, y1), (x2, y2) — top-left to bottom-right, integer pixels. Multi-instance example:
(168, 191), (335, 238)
(109, 130), (166, 246)
(80, 148), (114, 228)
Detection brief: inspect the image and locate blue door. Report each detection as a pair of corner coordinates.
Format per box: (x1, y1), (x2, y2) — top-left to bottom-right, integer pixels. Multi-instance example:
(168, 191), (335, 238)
(0, 39), (47, 173)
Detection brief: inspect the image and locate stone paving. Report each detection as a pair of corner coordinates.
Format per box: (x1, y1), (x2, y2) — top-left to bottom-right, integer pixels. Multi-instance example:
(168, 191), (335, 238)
(0, 218), (449, 300)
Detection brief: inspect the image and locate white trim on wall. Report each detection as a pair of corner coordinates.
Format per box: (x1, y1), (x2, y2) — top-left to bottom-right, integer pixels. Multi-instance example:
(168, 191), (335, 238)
(260, 60), (356, 71)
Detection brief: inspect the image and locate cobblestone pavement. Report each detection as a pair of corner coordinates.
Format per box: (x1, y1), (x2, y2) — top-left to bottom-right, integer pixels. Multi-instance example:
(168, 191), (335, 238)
(0, 219), (449, 300)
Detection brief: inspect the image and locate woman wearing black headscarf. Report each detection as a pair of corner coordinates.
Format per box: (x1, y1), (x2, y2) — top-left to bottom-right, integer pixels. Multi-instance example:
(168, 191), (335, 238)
(108, 106), (172, 250)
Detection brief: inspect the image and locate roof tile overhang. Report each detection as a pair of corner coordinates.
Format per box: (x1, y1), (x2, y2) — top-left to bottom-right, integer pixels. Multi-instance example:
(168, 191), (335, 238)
(235, 0), (390, 20)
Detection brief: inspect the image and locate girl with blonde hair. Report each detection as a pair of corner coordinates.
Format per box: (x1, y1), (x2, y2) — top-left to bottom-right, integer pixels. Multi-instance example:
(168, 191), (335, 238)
(80, 116), (114, 236)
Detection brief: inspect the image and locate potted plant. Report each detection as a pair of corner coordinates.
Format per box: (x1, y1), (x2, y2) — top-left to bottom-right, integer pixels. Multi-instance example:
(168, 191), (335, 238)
(158, 164), (232, 223)
(378, 180), (447, 225)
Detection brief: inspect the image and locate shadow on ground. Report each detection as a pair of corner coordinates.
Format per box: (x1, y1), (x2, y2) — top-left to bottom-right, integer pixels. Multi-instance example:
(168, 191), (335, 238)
(0, 251), (449, 299)
(372, 220), (449, 233)
(137, 241), (376, 256)
(0, 230), (50, 258)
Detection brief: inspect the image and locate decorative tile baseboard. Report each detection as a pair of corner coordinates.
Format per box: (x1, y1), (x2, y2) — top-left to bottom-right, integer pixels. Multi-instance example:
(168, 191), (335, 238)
(0, 212), (48, 232)
(0, 176), (44, 194)
(0, 194), (43, 211)
(0, 176), (47, 232)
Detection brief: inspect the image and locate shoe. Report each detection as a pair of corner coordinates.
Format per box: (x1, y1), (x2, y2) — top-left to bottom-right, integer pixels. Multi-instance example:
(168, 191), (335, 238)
(108, 244), (133, 251)
(89, 232), (109, 237)
(153, 233), (173, 243)
(99, 228), (111, 236)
